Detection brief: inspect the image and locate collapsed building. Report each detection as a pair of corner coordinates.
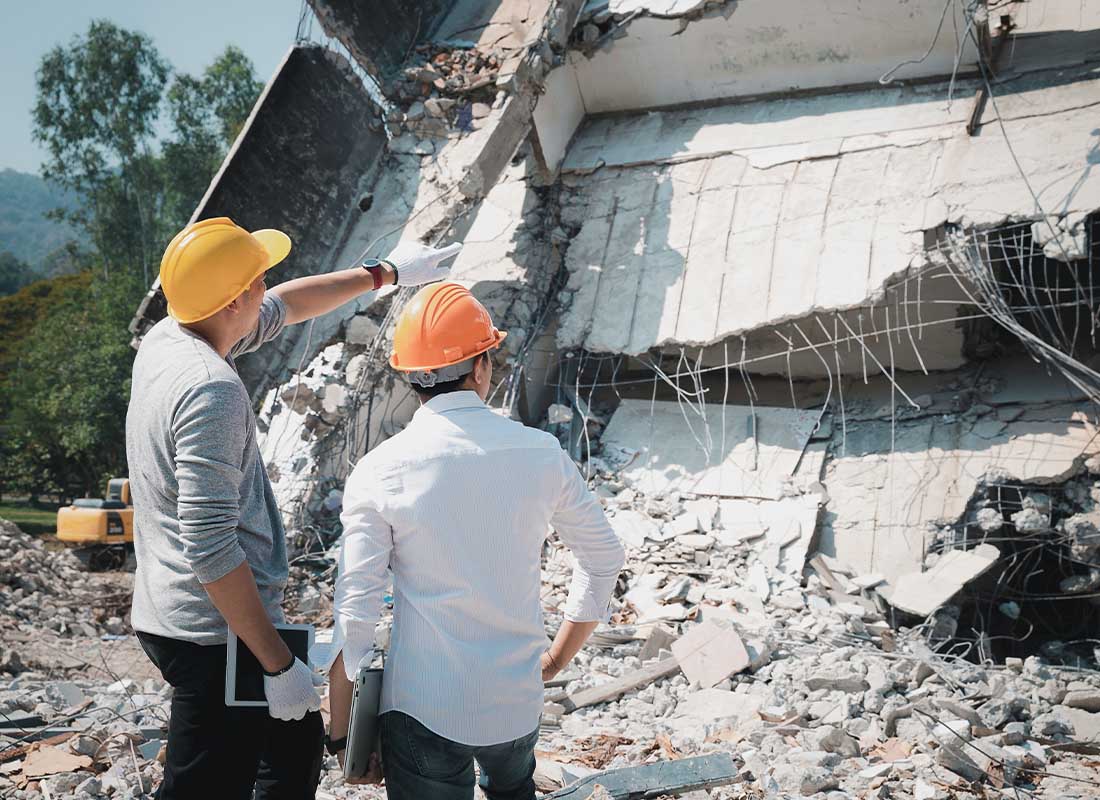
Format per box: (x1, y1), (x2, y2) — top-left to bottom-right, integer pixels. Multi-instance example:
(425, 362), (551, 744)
(124, 0), (1100, 695)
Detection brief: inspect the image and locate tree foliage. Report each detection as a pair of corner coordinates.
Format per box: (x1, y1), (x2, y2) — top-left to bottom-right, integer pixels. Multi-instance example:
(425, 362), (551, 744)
(0, 252), (32, 297)
(2, 21), (263, 500)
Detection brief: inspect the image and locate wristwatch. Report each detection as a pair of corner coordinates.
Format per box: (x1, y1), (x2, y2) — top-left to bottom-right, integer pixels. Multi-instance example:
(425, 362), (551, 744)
(361, 258), (397, 290)
(325, 734), (347, 756)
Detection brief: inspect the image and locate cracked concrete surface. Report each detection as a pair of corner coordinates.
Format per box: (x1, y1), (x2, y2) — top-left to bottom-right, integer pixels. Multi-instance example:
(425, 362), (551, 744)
(554, 64), (1100, 358)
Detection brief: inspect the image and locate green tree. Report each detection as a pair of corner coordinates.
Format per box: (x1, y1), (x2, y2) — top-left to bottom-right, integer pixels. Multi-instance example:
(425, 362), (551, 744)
(3, 271), (139, 498)
(7, 22), (264, 501)
(0, 251), (32, 296)
(33, 20), (170, 286)
(162, 46), (263, 226)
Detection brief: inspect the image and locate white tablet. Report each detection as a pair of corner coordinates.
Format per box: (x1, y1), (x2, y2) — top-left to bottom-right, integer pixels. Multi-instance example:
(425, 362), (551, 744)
(225, 624), (314, 707)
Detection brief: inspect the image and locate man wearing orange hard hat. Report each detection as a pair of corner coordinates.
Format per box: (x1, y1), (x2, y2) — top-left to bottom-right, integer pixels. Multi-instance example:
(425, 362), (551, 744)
(325, 282), (625, 799)
(125, 217), (461, 799)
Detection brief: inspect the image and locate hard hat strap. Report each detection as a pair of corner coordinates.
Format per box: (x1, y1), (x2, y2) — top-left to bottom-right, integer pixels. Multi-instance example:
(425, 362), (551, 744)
(408, 355), (478, 388)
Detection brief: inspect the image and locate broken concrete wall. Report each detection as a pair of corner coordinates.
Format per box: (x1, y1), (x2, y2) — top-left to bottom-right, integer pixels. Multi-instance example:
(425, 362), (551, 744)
(307, 0), (453, 81)
(552, 62), (1100, 367)
(821, 356), (1100, 586)
(129, 44), (388, 401)
(565, 0), (980, 114)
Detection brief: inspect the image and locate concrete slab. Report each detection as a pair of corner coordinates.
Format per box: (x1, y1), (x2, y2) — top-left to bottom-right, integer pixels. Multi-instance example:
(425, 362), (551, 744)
(600, 401), (818, 499)
(718, 495), (821, 579)
(555, 66), (1100, 360)
(673, 687), (762, 726)
(671, 621), (750, 688)
(888, 544), (1000, 618)
(609, 509), (662, 548)
(568, 0), (978, 113)
(822, 397), (1100, 583)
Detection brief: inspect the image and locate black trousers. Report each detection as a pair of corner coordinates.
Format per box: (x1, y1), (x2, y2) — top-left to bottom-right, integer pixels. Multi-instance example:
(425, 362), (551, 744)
(137, 631), (324, 800)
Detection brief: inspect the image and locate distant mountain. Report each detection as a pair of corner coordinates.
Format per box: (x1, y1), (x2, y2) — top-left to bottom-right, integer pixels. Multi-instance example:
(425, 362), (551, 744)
(0, 169), (78, 273)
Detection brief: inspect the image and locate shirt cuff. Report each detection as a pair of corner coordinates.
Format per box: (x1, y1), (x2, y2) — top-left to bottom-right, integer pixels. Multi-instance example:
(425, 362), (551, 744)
(333, 614), (377, 682)
(562, 570), (619, 623)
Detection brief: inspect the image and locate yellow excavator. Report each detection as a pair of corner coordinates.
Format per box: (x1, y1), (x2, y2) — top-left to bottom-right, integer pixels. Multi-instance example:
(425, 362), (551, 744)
(56, 478), (135, 571)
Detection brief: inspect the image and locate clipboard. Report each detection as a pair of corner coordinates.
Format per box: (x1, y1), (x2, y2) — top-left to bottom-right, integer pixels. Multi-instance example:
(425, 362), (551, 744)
(343, 656), (385, 781)
(224, 624), (314, 707)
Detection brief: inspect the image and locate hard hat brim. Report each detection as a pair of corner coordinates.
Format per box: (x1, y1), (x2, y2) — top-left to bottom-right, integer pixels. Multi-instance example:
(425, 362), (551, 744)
(251, 229), (292, 270)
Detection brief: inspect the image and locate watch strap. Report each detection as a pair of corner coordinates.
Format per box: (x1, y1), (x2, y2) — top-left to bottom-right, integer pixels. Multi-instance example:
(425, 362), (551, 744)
(263, 655), (296, 678)
(362, 261), (384, 292)
(325, 735), (348, 755)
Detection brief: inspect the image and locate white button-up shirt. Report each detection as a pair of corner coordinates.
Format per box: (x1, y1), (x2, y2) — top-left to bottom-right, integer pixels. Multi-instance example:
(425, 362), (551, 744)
(331, 391), (625, 746)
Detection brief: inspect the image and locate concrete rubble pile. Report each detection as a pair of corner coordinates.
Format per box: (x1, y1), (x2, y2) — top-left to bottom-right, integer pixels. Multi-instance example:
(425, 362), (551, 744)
(0, 672), (171, 800)
(0, 520), (115, 651)
(518, 455), (1100, 798)
(0, 521), (167, 800)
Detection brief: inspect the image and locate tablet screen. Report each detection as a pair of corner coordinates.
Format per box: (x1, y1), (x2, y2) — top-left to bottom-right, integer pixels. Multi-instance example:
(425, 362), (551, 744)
(230, 627), (312, 704)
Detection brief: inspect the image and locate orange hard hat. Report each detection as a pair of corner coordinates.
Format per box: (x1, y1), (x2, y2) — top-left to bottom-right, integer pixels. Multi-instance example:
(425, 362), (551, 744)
(159, 217), (292, 323)
(390, 282), (507, 380)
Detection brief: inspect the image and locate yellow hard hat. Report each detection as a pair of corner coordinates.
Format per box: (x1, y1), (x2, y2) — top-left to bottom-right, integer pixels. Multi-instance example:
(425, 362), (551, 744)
(159, 217), (292, 323)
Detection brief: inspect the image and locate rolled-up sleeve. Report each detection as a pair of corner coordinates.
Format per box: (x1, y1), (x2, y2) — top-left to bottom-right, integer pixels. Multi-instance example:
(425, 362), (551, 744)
(331, 462), (393, 681)
(550, 450), (625, 623)
(173, 381), (249, 584)
(231, 294), (287, 357)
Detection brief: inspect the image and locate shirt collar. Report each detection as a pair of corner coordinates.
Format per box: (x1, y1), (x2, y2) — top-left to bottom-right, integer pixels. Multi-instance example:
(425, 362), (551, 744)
(413, 390), (487, 420)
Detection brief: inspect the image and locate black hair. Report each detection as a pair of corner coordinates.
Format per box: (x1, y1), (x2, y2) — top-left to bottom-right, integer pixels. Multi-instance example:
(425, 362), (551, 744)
(412, 352), (488, 399)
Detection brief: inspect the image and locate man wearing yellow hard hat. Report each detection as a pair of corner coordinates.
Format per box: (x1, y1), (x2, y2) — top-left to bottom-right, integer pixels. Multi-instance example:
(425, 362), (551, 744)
(125, 217), (461, 799)
(325, 282), (625, 799)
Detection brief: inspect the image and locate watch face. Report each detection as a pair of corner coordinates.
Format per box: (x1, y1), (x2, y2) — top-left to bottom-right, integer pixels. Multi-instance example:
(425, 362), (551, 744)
(362, 259), (382, 269)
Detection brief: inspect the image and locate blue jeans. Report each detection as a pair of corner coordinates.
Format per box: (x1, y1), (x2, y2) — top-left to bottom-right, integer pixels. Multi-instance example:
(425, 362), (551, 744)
(379, 711), (538, 800)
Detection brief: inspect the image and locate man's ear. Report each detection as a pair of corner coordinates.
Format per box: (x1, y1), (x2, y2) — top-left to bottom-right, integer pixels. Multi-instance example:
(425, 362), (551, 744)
(475, 352), (491, 382)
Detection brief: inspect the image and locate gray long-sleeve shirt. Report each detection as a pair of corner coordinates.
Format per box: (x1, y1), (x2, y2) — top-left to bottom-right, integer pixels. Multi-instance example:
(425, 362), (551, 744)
(126, 295), (288, 644)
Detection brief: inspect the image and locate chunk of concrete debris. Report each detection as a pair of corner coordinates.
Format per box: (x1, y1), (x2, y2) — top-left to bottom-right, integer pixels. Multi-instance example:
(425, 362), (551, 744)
(664, 512), (699, 538)
(805, 673), (869, 693)
(563, 658), (680, 713)
(547, 403), (574, 424)
(670, 621), (750, 688)
(346, 315), (381, 346)
(638, 624), (678, 662)
(543, 753), (739, 799)
(1062, 689), (1100, 713)
(851, 573), (886, 591)
(811, 725), (861, 758)
(624, 577), (689, 623)
(976, 507), (1003, 532)
(683, 498), (718, 532)
(674, 688), (762, 726)
(935, 743), (985, 782)
(609, 510), (661, 548)
(888, 544), (1000, 617)
(747, 561), (770, 601)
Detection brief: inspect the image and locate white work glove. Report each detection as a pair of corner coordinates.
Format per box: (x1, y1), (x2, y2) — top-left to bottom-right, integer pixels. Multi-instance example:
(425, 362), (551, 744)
(384, 241), (462, 286)
(263, 657), (323, 721)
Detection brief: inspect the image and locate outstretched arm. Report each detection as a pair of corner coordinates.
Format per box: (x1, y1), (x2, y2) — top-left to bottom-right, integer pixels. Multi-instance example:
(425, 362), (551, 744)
(272, 241), (463, 325)
(273, 264), (395, 326)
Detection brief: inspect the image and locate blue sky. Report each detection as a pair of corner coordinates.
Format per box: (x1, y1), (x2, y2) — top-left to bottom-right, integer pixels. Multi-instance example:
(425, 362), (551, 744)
(2, 1), (303, 174)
